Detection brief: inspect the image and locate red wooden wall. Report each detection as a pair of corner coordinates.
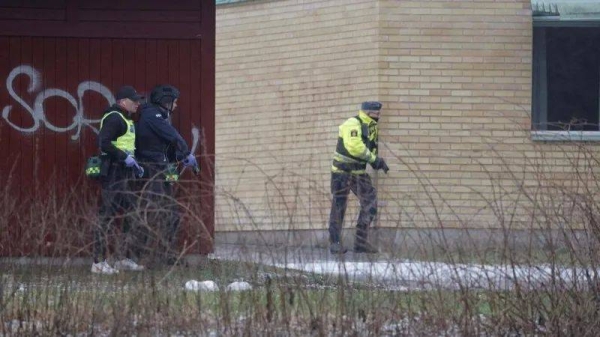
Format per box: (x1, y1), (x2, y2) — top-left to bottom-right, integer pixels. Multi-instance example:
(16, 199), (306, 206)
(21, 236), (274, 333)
(0, 0), (215, 256)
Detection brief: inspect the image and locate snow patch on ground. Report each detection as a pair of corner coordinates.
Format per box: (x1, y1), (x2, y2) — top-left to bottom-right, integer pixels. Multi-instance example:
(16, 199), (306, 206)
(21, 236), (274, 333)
(185, 280), (219, 291)
(275, 260), (600, 290)
(184, 280), (252, 292)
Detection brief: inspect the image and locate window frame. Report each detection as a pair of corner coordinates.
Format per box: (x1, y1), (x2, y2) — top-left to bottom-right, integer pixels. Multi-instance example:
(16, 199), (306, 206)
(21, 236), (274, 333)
(531, 18), (600, 142)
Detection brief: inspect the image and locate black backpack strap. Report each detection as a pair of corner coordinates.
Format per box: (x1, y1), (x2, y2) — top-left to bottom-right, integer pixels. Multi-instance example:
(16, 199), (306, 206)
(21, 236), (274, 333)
(354, 116), (369, 142)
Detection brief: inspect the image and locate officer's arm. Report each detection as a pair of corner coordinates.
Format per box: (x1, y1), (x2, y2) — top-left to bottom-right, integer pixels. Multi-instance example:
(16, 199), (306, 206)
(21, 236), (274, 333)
(170, 130), (190, 161)
(172, 138), (190, 162)
(98, 114), (128, 161)
(146, 116), (190, 159)
(341, 120), (376, 163)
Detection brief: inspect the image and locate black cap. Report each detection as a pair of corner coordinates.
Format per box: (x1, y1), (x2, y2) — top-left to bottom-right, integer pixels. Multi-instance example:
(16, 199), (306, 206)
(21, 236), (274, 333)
(115, 85), (144, 102)
(361, 101), (382, 111)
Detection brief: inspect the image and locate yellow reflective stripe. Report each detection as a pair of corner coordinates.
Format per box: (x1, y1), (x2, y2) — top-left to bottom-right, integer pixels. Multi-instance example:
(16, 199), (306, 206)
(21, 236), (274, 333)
(331, 165), (366, 175)
(86, 167), (101, 177)
(333, 152), (363, 164)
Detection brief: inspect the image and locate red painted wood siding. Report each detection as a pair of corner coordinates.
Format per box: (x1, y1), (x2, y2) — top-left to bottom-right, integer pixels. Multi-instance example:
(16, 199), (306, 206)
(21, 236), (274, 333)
(0, 0), (215, 256)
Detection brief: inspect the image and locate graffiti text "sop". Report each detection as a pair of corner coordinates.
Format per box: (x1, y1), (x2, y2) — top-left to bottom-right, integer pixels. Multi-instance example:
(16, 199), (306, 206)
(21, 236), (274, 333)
(1, 65), (114, 140)
(2, 65), (201, 154)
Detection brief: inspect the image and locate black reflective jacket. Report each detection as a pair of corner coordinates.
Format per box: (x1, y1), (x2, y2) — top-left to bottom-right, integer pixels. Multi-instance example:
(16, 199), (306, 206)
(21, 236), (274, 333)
(134, 103), (189, 163)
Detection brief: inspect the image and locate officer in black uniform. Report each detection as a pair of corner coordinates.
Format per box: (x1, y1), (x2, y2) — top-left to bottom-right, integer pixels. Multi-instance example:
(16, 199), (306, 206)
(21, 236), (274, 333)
(135, 84), (197, 265)
(92, 85), (145, 274)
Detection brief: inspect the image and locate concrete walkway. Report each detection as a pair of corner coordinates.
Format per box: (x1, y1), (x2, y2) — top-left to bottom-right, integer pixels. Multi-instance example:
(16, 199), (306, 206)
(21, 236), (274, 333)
(2, 243), (596, 291)
(211, 243), (599, 291)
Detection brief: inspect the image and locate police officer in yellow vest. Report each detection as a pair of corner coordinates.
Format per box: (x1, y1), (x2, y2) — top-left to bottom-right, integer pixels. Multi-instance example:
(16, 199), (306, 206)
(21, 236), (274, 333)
(92, 86), (145, 274)
(329, 101), (390, 254)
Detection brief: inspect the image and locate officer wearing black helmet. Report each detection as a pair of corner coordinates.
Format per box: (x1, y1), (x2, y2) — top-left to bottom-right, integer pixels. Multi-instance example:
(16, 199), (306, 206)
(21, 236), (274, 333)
(328, 101), (389, 255)
(136, 85), (194, 164)
(135, 84), (197, 265)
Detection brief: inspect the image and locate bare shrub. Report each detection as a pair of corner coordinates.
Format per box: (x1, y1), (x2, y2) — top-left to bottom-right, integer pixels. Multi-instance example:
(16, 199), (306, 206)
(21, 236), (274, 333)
(5, 126), (600, 335)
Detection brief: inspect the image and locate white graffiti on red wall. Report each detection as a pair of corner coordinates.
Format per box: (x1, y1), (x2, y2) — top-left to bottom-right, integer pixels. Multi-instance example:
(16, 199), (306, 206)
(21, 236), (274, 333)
(2, 65), (113, 140)
(1, 65), (199, 153)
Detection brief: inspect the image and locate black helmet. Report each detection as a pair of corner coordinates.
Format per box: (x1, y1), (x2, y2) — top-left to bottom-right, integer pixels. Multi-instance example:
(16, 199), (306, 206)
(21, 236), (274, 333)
(150, 84), (180, 109)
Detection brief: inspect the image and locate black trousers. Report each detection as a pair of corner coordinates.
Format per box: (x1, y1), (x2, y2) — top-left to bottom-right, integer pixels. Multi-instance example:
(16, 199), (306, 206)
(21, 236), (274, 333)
(138, 162), (181, 263)
(328, 172), (378, 246)
(94, 163), (141, 263)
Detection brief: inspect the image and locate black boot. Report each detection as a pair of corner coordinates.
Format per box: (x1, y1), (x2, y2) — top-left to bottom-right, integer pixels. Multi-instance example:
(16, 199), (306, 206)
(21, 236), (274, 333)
(354, 227), (378, 253)
(330, 242), (348, 254)
(354, 240), (379, 254)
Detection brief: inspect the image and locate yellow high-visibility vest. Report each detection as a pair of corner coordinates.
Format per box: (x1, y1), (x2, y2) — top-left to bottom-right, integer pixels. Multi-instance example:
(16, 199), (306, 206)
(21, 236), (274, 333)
(100, 111), (135, 154)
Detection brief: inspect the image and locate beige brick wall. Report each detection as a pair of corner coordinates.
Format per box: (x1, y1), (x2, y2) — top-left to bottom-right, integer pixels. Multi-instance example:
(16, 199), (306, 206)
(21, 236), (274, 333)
(216, 0), (600, 233)
(376, 0), (535, 228)
(216, 0), (382, 231)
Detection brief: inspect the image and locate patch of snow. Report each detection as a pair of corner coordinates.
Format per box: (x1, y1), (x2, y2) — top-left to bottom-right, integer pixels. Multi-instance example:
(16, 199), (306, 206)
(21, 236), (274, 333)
(226, 281), (252, 291)
(276, 260), (600, 290)
(185, 280), (219, 291)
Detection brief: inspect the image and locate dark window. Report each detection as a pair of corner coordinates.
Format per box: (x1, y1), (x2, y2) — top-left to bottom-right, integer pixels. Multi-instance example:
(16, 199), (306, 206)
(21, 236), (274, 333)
(533, 26), (600, 131)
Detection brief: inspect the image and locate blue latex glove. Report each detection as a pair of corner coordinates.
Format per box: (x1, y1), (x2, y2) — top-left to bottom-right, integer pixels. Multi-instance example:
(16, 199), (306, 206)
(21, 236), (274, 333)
(183, 154), (198, 168)
(125, 155), (144, 177)
(124, 155), (138, 168)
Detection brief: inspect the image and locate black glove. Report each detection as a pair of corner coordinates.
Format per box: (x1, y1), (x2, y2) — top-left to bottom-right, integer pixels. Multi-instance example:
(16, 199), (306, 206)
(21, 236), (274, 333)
(371, 157), (390, 174)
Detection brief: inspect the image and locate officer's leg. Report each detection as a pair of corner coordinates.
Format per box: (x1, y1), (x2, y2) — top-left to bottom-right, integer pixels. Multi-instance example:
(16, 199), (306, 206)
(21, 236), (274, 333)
(132, 172), (151, 260)
(328, 172), (350, 245)
(119, 169), (142, 260)
(153, 182), (171, 263)
(94, 166), (119, 263)
(127, 197), (150, 262)
(351, 174), (378, 252)
(163, 182), (181, 264)
(135, 163), (164, 266)
(142, 163), (176, 265)
(149, 165), (170, 265)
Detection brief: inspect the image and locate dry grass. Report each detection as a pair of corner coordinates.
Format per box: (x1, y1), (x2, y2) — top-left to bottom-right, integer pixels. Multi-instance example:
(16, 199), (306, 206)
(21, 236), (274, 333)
(4, 134), (600, 335)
